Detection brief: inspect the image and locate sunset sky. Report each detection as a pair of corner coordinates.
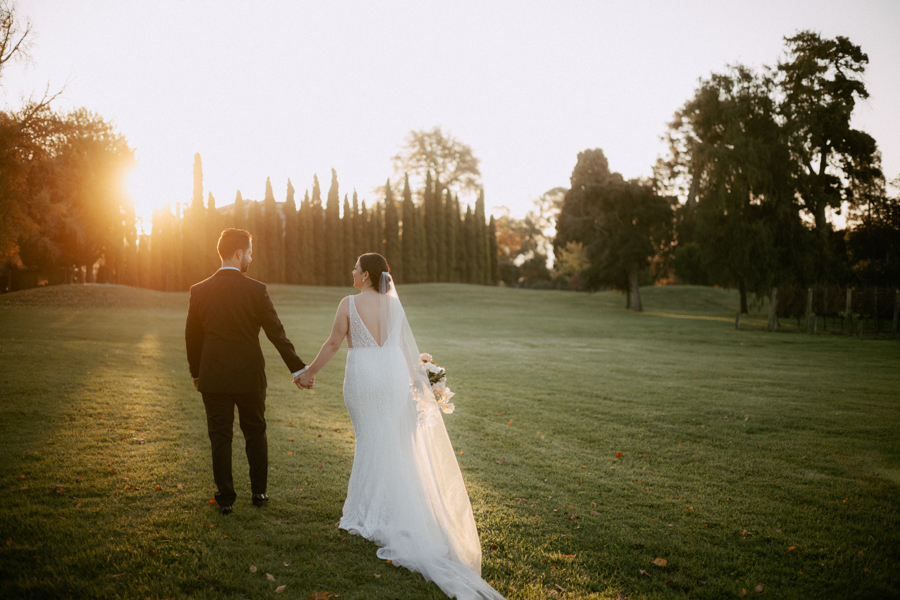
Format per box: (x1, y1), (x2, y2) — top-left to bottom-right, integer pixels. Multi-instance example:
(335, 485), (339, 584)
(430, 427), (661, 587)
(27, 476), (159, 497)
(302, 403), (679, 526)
(4, 0), (899, 227)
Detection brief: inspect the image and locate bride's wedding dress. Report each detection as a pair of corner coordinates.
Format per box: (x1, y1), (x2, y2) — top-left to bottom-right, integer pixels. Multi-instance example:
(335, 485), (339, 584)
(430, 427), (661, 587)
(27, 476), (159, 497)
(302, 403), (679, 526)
(339, 279), (505, 600)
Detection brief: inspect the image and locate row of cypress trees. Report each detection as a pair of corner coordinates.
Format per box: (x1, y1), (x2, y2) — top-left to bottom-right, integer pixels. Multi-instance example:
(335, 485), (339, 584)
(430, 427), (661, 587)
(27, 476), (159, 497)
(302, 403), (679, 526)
(133, 154), (499, 291)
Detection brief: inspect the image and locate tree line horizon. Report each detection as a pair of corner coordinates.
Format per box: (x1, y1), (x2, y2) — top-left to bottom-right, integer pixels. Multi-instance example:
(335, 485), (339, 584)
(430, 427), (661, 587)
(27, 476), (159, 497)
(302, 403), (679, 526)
(1, 3), (897, 320)
(139, 155), (500, 291)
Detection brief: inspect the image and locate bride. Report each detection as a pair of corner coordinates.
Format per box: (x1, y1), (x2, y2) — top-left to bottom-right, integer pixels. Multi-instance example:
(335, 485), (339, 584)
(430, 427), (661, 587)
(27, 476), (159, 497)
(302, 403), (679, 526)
(299, 253), (506, 600)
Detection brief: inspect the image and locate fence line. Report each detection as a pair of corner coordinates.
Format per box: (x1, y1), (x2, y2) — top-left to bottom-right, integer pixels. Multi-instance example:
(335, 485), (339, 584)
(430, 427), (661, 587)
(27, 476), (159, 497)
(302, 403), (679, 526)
(774, 284), (899, 337)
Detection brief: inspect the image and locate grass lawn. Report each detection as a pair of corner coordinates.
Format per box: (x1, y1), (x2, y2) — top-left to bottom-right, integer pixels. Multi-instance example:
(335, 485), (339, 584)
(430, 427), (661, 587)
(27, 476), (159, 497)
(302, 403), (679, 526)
(0, 283), (898, 599)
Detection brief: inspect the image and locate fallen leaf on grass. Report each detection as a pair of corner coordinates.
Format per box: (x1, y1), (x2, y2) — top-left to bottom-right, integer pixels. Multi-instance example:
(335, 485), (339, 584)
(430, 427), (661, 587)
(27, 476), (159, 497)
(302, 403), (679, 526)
(275, 585), (286, 593)
(697, 580), (707, 586)
(664, 579), (675, 584)
(267, 573), (275, 582)
(788, 546), (797, 551)
(106, 573), (125, 578)
(615, 452), (624, 458)
(639, 569), (651, 578)
(617, 593), (628, 600)
(310, 593), (336, 599)
(76, 475), (84, 482)
(742, 530), (750, 536)
(6, 539), (11, 547)
(374, 573), (381, 578)
(250, 565), (258, 573)
(177, 484), (184, 490)
(652, 558), (668, 567)
(755, 584), (764, 593)
(741, 589), (747, 596)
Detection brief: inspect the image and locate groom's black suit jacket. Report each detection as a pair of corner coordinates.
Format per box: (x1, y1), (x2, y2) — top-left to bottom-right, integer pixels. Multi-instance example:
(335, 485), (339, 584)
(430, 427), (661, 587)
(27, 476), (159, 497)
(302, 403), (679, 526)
(185, 269), (304, 394)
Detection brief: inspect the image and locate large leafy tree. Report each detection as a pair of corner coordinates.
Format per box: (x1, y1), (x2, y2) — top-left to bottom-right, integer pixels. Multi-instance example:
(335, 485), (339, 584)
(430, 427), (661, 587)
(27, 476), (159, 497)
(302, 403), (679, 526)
(659, 66), (804, 312)
(392, 126), (481, 199)
(556, 149), (673, 310)
(778, 31), (882, 243)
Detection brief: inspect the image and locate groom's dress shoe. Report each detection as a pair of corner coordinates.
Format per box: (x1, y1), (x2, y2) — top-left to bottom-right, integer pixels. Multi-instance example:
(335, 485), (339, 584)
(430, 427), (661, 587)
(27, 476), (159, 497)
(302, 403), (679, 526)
(219, 504), (233, 515)
(252, 493), (269, 507)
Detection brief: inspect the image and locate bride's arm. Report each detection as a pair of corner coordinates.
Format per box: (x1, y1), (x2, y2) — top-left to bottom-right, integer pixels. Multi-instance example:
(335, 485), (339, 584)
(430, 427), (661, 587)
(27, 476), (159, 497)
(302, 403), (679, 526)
(305, 297), (350, 376)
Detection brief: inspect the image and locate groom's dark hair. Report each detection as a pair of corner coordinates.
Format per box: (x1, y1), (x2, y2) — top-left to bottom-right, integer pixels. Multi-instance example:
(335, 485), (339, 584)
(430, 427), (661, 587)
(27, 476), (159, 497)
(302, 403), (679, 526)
(218, 229), (252, 260)
(358, 253), (390, 292)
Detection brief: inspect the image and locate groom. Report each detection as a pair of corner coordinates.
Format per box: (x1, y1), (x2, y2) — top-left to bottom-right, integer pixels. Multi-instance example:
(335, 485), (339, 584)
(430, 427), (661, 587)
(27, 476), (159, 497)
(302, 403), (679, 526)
(185, 228), (314, 515)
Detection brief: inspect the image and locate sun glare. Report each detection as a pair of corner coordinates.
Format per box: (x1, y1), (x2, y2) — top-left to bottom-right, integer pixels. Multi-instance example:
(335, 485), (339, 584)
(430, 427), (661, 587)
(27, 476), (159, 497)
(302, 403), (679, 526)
(126, 165), (167, 230)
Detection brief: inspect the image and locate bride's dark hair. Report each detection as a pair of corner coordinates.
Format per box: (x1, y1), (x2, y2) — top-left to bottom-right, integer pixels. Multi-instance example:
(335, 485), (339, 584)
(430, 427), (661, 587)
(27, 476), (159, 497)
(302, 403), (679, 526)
(358, 253), (390, 292)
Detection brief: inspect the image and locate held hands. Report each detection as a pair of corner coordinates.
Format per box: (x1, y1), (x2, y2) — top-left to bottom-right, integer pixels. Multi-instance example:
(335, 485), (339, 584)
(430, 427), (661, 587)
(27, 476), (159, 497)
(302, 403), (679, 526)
(294, 369), (315, 390)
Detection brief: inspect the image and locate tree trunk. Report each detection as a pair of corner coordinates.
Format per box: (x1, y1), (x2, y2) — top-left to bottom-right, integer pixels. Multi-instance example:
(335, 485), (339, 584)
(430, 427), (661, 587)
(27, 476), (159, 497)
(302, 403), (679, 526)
(767, 287), (778, 332)
(629, 267), (642, 312)
(814, 147), (830, 239)
(739, 280), (748, 315)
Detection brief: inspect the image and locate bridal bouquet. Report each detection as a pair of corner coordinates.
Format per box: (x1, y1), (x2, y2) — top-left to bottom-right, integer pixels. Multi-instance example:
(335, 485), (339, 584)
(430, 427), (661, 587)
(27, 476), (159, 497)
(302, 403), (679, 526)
(420, 353), (455, 414)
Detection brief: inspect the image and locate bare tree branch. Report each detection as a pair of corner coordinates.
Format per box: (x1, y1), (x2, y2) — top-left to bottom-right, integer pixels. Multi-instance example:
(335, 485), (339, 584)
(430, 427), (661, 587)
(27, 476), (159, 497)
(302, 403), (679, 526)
(0, 0), (34, 84)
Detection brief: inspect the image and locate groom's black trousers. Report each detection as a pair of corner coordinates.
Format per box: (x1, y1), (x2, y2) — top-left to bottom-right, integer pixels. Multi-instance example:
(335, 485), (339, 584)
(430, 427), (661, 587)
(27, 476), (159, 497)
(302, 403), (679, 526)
(201, 390), (268, 506)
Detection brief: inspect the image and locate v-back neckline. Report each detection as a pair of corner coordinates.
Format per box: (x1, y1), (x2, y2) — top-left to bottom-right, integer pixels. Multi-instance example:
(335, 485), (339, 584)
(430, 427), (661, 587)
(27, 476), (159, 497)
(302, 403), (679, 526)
(350, 295), (382, 347)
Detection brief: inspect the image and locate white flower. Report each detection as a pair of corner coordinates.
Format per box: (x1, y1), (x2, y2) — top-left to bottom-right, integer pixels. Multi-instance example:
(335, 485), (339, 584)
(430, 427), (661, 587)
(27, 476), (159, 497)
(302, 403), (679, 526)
(439, 401), (455, 414)
(420, 353), (433, 362)
(432, 381), (446, 393)
(425, 363), (443, 375)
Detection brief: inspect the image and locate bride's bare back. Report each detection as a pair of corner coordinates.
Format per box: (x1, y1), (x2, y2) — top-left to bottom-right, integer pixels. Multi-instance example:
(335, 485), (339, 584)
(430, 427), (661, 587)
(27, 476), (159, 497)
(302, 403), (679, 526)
(347, 290), (382, 347)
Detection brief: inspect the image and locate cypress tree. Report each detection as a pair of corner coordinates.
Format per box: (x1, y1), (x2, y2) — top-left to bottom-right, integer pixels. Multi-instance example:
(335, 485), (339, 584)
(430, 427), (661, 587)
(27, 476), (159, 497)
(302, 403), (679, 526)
(423, 171), (437, 280)
(284, 179), (300, 284)
(434, 178), (447, 280)
(352, 190), (363, 260)
(311, 175), (326, 285)
(184, 154), (207, 286)
(488, 215), (499, 285)
(299, 190), (313, 285)
(206, 192), (219, 274)
(325, 169), (343, 286)
(474, 190), (488, 284)
(371, 203), (384, 256)
(137, 232), (151, 289)
(444, 190), (458, 282)
(400, 175), (418, 284)
(150, 208), (165, 290)
(233, 190), (245, 229)
(414, 199), (427, 283)
(464, 205), (476, 283)
(359, 201), (370, 254)
(263, 177), (283, 283)
(383, 178), (402, 280)
(342, 194), (354, 285)
(247, 200), (265, 280)
(172, 203), (185, 290)
(121, 201), (138, 286)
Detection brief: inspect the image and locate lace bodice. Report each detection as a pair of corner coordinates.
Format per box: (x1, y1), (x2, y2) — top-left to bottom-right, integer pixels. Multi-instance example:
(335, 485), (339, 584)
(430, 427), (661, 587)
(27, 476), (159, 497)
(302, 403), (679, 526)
(348, 295), (403, 349)
(348, 295), (379, 348)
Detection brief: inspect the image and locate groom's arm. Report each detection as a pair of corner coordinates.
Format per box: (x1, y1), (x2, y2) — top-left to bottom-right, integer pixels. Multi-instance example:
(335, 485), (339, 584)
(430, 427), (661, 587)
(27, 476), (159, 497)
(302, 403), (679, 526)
(185, 285), (204, 383)
(257, 285), (305, 373)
